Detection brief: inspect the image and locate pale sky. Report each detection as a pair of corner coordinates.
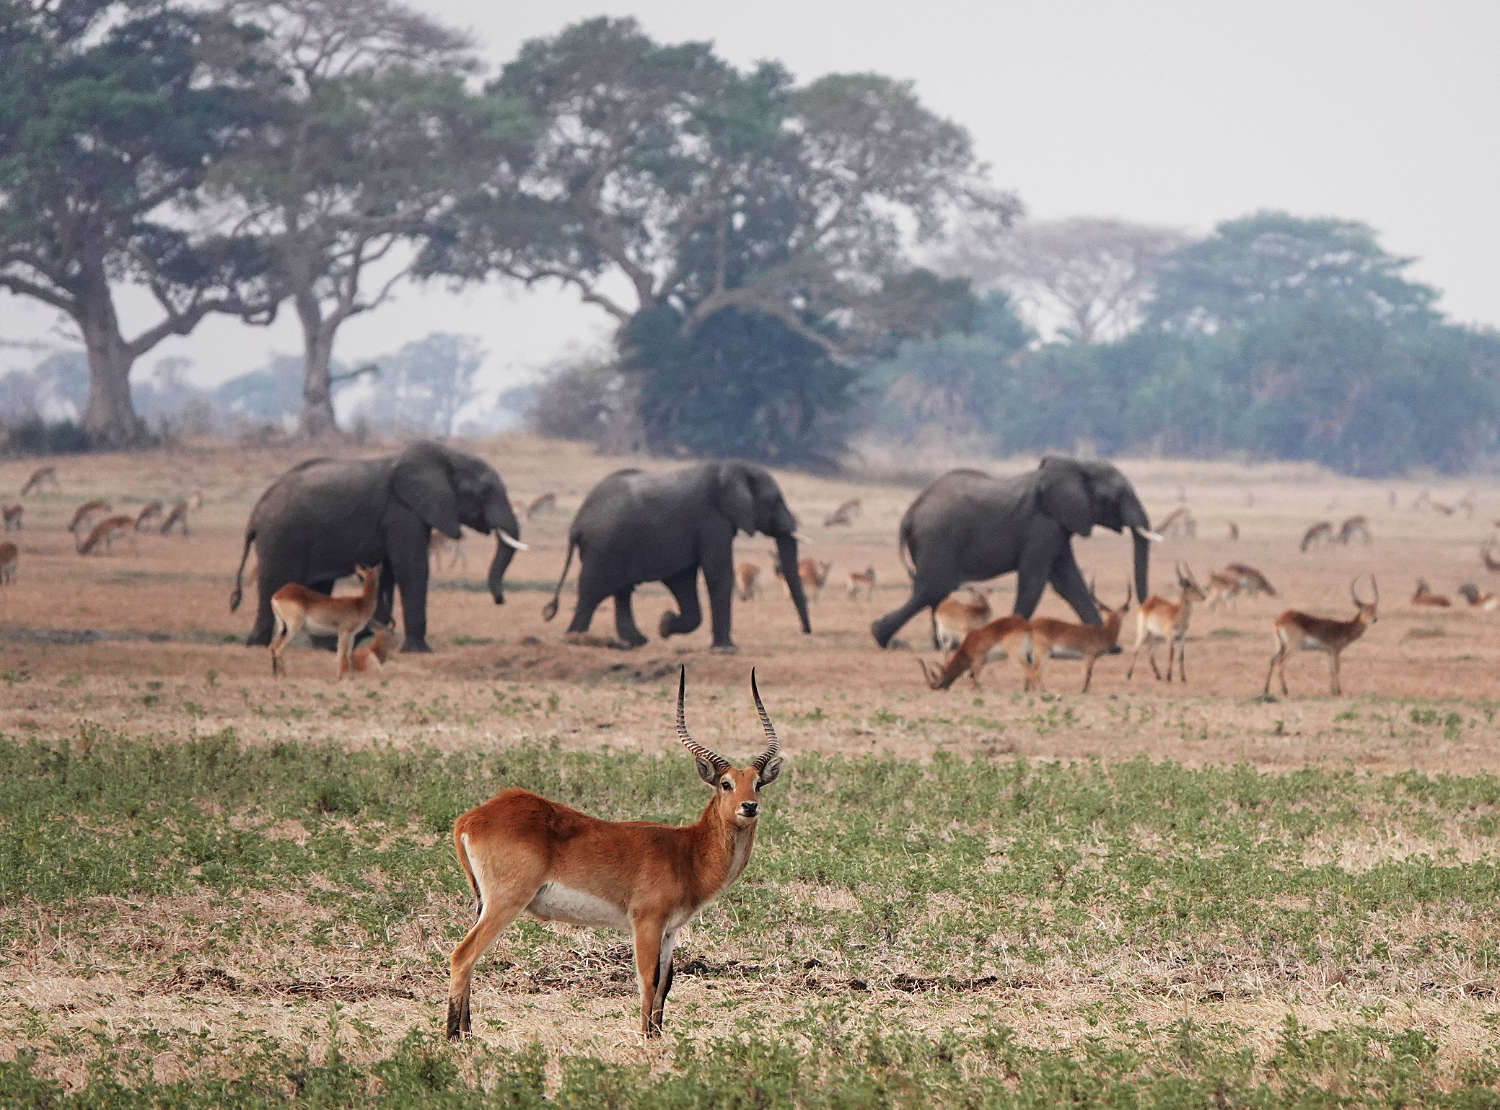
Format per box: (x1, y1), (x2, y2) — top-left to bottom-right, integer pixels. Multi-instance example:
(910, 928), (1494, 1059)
(4, 0), (1498, 403)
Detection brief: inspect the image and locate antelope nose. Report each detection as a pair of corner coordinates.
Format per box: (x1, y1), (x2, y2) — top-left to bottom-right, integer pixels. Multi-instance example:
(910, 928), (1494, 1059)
(740, 801), (759, 817)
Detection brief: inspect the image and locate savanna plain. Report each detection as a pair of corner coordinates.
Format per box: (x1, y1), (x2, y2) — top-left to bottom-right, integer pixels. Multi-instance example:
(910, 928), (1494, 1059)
(2, 436), (1499, 1107)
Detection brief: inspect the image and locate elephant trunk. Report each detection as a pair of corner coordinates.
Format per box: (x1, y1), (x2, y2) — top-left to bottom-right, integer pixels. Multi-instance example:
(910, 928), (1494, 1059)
(776, 534), (812, 634)
(1131, 529), (1151, 605)
(486, 504), (522, 604)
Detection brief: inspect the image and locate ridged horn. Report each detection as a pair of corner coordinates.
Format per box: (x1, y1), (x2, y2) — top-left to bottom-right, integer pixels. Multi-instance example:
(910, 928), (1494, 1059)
(750, 667), (780, 772)
(676, 666), (728, 771)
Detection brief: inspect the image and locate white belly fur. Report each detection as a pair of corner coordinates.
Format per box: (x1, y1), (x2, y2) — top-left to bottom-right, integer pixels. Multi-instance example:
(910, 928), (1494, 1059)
(526, 882), (630, 930)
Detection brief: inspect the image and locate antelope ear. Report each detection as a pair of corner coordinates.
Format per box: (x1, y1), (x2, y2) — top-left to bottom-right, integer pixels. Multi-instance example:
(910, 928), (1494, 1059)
(695, 756), (720, 785)
(756, 756), (783, 788)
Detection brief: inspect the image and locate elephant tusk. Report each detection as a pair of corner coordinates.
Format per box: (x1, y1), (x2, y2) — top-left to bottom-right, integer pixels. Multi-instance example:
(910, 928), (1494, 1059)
(1133, 527), (1165, 543)
(792, 533), (812, 545)
(497, 529), (528, 551)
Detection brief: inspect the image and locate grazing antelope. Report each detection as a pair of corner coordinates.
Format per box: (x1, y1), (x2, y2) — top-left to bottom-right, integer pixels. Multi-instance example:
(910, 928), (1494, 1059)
(134, 501), (164, 531)
(159, 499), (190, 535)
(1224, 562), (1277, 600)
(20, 466), (58, 495)
(1456, 584), (1500, 611)
(350, 624), (394, 672)
(430, 528), (467, 572)
(1226, 520), (1239, 542)
(526, 491), (557, 519)
(847, 565), (876, 601)
(67, 499), (112, 534)
(0, 541), (16, 584)
(823, 498), (862, 527)
(75, 514), (136, 555)
(447, 667), (783, 1040)
(735, 561), (760, 601)
(932, 588), (991, 650)
(1300, 521), (1334, 552)
(1263, 576), (1378, 697)
(2, 503), (22, 531)
(917, 615), (1034, 691)
(1028, 585), (1131, 693)
(1155, 506), (1196, 539)
(1336, 515), (1371, 545)
(1126, 563), (1207, 683)
(1482, 542), (1500, 574)
(1411, 578), (1451, 607)
(268, 564), (381, 679)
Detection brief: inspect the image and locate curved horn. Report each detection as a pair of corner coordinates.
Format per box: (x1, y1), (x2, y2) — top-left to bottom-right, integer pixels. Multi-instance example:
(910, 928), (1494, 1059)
(749, 667), (780, 772)
(1368, 573), (1379, 604)
(497, 529), (528, 551)
(676, 666), (728, 772)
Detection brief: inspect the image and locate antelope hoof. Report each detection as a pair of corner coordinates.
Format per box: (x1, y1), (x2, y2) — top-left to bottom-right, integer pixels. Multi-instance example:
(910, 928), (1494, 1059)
(446, 999), (464, 1040)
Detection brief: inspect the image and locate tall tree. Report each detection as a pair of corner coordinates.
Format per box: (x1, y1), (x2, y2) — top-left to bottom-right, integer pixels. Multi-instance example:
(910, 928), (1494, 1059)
(357, 332), (484, 436)
(943, 217), (1188, 343)
(211, 0), (522, 437)
(0, 0), (277, 446)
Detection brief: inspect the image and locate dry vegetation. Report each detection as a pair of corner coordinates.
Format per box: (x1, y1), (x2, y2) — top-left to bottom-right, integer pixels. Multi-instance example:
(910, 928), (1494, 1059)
(2, 436), (1498, 1104)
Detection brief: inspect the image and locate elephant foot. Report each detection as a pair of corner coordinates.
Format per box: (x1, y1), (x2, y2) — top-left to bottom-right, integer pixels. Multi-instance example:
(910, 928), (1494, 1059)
(710, 642), (739, 655)
(401, 637), (434, 653)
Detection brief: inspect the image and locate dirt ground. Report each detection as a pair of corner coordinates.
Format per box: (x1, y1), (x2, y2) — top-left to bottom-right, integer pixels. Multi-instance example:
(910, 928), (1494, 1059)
(1, 436), (1498, 772)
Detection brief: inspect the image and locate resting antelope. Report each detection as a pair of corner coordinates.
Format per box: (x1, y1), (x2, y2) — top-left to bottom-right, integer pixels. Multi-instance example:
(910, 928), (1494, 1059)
(268, 564), (381, 679)
(1126, 562), (1206, 683)
(20, 466), (58, 496)
(350, 624), (394, 672)
(932, 588), (991, 650)
(847, 565), (876, 601)
(67, 499), (111, 534)
(2, 503), (22, 531)
(917, 615), (1034, 691)
(1300, 521), (1334, 552)
(1336, 515), (1371, 545)
(526, 491), (557, 519)
(735, 561), (760, 601)
(447, 667), (782, 1040)
(1263, 575), (1378, 697)
(134, 501), (164, 530)
(1028, 585), (1131, 693)
(1456, 584), (1500, 611)
(823, 498), (861, 527)
(1411, 578), (1451, 607)
(0, 541), (16, 584)
(160, 499), (190, 535)
(76, 514), (135, 555)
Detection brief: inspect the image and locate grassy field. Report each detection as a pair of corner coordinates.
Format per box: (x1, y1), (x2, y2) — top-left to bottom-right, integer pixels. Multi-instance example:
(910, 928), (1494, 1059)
(2, 436), (1499, 1106)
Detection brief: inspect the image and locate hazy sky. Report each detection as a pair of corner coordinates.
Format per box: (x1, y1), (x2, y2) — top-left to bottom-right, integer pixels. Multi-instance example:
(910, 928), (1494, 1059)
(5, 0), (1498, 399)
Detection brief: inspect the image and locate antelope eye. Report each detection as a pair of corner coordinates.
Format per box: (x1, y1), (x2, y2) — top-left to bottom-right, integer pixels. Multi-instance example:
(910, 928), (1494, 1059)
(721, 781), (732, 791)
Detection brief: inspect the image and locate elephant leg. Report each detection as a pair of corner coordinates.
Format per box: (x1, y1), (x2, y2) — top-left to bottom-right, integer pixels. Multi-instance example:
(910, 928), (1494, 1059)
(701, 554), (736, 650)
(612, 587), (649, 648)
(874, 575), (953, 648)
(658, 568), (704, 642)
(248, 587), (276, 647)
(388, 521), (433, 653)
(1048, 550), (1102, 626)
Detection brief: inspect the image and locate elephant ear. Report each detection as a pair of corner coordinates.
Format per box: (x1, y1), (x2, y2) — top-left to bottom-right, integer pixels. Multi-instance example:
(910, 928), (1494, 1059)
(392, 443), (461, 538)
(716, 464), (757, 535)
(1036, 456), (1094, 537)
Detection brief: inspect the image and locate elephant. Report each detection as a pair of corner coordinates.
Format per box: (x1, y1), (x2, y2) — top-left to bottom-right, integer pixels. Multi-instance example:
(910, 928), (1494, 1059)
(541, 462), (812, 651)
(871, 456), (1160, 648)
(230, 441), (525, 652)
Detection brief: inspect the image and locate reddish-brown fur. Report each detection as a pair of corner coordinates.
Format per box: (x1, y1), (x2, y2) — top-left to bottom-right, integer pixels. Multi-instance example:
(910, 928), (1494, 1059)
(1127, 563), (1207, 683)
(735, 562), (760, 601)
(932, 589), (991, 650)
(918, 614), (1034, 691)
(68, 499), (111, 533)
(269, 565), (381, 679)
(1264, 576), (1378, 697)
(2, 503), (22, 531)
(75, 514), (136, 555)
(350, 625), (393, 672)
(134, 501), (164, 530)
(160, 500), (190, 535)
(1029, 586), (1131, 693)
(847, 565), (876, 601)
(0, 541), (16, 584)
(1411, 579), (1451, 607)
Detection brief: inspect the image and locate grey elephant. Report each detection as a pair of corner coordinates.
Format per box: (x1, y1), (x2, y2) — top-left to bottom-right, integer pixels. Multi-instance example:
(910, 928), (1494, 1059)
(872, 456), (1160, 648)
(230, 441), (525, 652)
(542, 462), (811, 651)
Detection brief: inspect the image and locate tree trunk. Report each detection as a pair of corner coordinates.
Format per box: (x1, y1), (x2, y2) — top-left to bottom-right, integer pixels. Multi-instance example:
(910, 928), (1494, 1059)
(77, 274), (148, 449)
(295, 292), (340, 440)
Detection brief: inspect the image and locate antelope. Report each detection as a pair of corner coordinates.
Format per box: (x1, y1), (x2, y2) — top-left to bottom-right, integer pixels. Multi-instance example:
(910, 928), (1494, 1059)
(430, 528), (467, 572)
(1482, 542), (1500, 574)
(847, 565), (876, 601)
(1336, 515), (1372, 545)
(1126, 562), (1207, 683)
(268, 564), (381, 679)
(735, 561), (760, 601)
(1223, 562), (1277, 601)
(932, 588), (991, 650)
(67, 499), (112, 534)
(526, 491), (557, 519)
(188, 489), (203, 511)
(1205, 568), (1241, 611)
(1300, 521), (1334, 552)
(1155, 506), (1196, 539)
(0, 541), (16, 584)
(917, 615), (1034, 691)
(350, 624), (394, 672)
(1431, 501), (1456, 516)
(775, 556), (831, 600)
(1411, 579), (1451, 607)
(1456, 584), (1500, 611)
(1226, 520), (1239, 542)
(76, 514), (135, 555)
(160, 499), (190, 535)
(447, 667), (783, 1040)
(20, 465), (58, 495)
(823, 498), (862, 527)
(2, 503), (22, 531)
(1028, 584), (1131, 693)
(1263, 575), (1378, 697)
(134, 501), (164, 531)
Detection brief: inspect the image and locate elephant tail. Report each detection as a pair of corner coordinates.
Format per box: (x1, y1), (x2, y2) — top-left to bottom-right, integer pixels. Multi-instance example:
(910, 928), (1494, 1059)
(540, 539), (576, 622)
(229, 529), (255, 612)
(897, 517), (917, 581)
